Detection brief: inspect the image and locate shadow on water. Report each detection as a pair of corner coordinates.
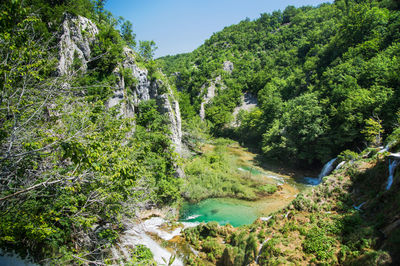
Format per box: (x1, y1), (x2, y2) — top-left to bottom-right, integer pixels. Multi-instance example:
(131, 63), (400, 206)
(0, 250), (37, 266)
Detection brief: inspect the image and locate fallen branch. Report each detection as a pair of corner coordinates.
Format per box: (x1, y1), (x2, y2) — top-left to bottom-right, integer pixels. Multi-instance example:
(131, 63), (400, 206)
(0, 164), (80, 202)
(71, 254), (106, 266)
(0, 179), (63, 202)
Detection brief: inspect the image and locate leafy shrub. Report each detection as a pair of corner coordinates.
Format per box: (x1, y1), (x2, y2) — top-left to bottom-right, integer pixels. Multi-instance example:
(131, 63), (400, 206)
(292, 194), (313, 211)
(259, 184), (278, 194)
(202, 236), (224, 259)
(258, 238), (284, 264)
(338, 150), (359, 162)
(303, 227), (335, 261)
(183, 140), (260, 201)
(131, 244), (153, 261)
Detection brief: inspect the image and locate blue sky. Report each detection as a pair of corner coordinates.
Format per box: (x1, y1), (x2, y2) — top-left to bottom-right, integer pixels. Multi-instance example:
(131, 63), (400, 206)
(105, 0), (332, 58)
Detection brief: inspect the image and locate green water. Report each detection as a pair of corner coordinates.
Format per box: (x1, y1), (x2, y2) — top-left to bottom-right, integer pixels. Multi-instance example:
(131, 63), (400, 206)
(238, 165), (264, 175)
(179, 164), (308, 227)
(180, 198), (258, 227)
(179, 143), (309, 227)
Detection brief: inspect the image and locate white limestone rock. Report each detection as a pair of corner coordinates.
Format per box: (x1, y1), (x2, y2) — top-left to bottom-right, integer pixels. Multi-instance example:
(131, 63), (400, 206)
(57, 13), (98, 76)
(223, 60), (234, 73)
(199, 76), (224, 120)
(231, 92), (258, 127)
(108, 47), (182, 156)
(57, 15), (183, 160)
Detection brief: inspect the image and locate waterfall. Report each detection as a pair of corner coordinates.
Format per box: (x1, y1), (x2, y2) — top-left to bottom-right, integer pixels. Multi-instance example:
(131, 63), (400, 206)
(378, 145), (389, 154)
(111, 217), (187, 266)
(353, 201), (366, 211)
(335, 161), (346, 170)
(378, 142), (394, 154)
(386, 159), (399, 190)
(255, 238), (270, 264)
(318, 158), (337, 180)
(299, 158), (338, 186)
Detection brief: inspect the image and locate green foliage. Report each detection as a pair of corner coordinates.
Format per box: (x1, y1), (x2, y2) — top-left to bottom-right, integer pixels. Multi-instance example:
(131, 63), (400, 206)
(119, 17), (136, 48)
(160, 0), (400, 166)
(361, 117), (384, 146)
(202, 236), (224, 260)
(88, 23), (124, 77)
(258, 238), (285, 265)
(205, 82), (242, 133)
(131, 245), (154, 263)
(183, 140), (262, 202)
(292, 194), (313, 211)
(338, 149), (359, 161)
(183, 222), (221, 249)
(136, 100), (169, 132)
(259, 184), (278, 194)
(139, 40), (157, 61)
(262, 92), (328, 163)
(303, 227), (335, 261)
(0, 1), (181, 264)
(244, 233), (258, 264)
(178, 91), (198, 120)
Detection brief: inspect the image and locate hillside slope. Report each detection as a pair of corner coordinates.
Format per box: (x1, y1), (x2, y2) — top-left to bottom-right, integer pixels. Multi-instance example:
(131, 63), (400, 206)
(160, 0), (400, 166)
(0, 0), (183, 264)
(180, 144), (400, 265)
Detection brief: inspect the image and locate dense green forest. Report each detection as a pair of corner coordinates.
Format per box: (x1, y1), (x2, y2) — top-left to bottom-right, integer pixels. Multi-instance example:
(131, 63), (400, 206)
(0, 0), (180, 264)
(1, 0), (400, 265)
(160, 0), (400, 166)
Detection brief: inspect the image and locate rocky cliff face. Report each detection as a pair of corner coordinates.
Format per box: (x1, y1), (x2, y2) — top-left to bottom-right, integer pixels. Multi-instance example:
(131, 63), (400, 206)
(57, 13), (98, 76)
(57, 14), (182, 156)
(199, 61), (233, 120)
(199, 76), (220, 121)
(223, 60), (234, 73)
(231, 92), (258, 127)
(108, 47), (182, 155)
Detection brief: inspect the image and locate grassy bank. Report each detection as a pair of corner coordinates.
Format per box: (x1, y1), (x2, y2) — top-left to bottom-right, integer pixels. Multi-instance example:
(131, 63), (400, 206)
(179, 147), (400, 265)
(182, 138), (278, 203)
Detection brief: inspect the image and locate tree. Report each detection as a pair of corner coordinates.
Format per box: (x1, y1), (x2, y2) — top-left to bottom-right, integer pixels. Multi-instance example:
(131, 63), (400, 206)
(282, 5), (299, 23)
(139, 40), (157, 61)
(262, 93), (328, 162)
(119, 17), (136, 48)
(0, 4), (180, 264)
(361, 116), (384, 147)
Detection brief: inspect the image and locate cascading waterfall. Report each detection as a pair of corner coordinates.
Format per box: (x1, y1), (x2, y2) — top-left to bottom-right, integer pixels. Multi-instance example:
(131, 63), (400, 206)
(335, 161), (346, 170)
(386, 159), (399, 190)
(255, 238), (271, 264)
(318, 158), (337, 181)
(300, 158), (337, 185)
(353, 201), (366, 211)
(111, 217), (202, 266)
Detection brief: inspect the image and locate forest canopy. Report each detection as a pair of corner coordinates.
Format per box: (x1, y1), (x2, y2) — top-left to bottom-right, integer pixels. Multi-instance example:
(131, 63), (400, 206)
(160, 0), (400, 166)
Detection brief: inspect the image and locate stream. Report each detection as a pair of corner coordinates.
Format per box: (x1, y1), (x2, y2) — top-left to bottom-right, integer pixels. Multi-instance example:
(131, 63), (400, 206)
(180, 143), (310, 227)
(110, 143), (314, 264)
(1, 143), (331, 265)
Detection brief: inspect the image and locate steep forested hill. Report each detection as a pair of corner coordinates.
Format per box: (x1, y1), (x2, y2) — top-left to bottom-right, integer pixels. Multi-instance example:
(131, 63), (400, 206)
(0, 0), (182, 264)
(160, 0), (400, 166)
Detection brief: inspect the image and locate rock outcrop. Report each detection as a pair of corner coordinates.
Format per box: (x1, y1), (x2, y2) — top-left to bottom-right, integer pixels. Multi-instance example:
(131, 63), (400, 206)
(231, 92), (258, 127)
(57, 13), (98, 76)
(223, 60), (234, 73)
(199, 76), (223, 120)
(199, 61), (233, 120)
(57, 15), (182, 156)
(155, 83), (183, 155)
(108, 47), (182, 155)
